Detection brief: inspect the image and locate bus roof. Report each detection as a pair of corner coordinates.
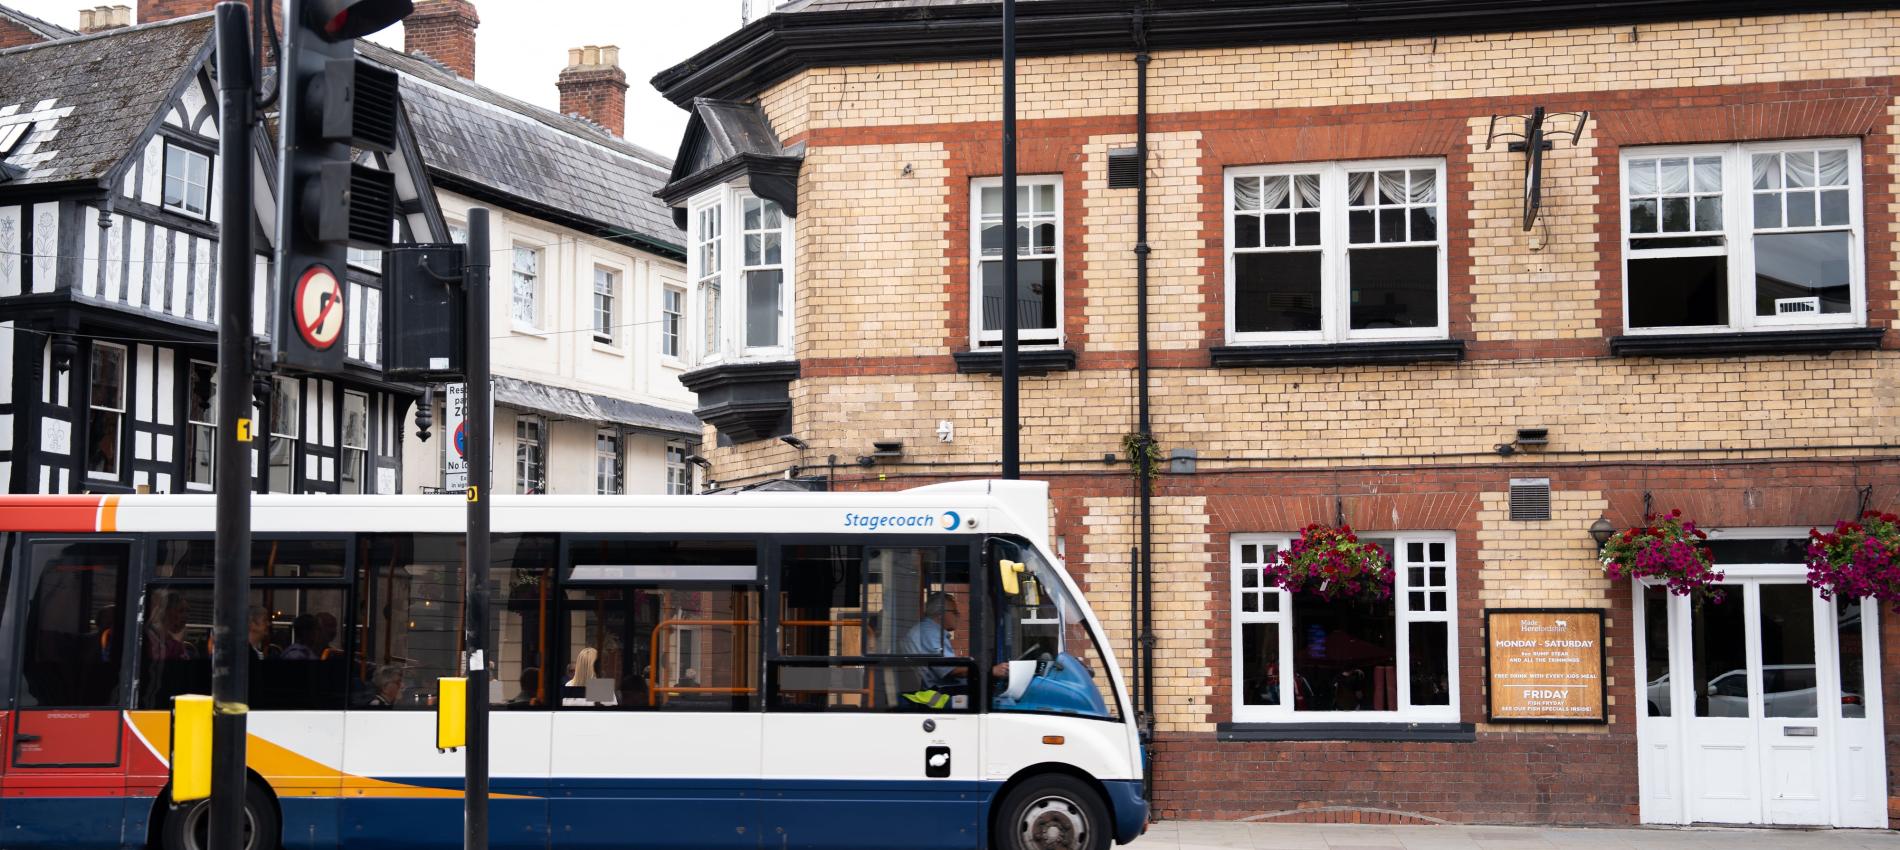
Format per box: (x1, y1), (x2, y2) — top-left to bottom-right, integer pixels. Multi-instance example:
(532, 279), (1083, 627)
(0, 479), (1052, 542)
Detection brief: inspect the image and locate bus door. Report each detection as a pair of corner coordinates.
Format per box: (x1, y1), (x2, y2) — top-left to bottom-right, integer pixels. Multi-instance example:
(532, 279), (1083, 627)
(1, 538), (133, 849)
(759, 542), (984, 850)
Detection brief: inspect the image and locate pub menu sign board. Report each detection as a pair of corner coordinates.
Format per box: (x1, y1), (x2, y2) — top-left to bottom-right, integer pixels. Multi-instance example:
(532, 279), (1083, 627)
(1485, 608), (1607, 723)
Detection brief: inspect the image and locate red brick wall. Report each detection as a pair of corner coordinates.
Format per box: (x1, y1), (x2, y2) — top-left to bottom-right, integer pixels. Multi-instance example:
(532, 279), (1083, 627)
(557, 66), (627, 137)
(404, 0), (477, 79)
(0, 16), (47, 48)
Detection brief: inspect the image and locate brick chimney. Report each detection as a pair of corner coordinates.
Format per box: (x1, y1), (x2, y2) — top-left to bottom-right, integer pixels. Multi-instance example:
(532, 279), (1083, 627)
(556, 45), (628, 138)
(404, 0), (478, 79)
(137, 0), (216, 22)
(79, 5), (133, 33)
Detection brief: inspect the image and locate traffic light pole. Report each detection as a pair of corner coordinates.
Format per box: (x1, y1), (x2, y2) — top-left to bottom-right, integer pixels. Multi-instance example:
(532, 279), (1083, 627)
(463, 207), (492, 850)
(211, 5), (255, 850)
(1000, 0), (1020, 480)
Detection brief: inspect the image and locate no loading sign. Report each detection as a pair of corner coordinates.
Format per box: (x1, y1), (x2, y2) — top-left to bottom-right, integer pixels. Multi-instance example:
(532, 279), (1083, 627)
(293, 266), (346, 351)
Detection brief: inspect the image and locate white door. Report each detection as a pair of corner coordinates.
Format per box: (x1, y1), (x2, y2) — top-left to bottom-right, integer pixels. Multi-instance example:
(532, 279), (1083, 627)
(1639, 574), (1887, 828)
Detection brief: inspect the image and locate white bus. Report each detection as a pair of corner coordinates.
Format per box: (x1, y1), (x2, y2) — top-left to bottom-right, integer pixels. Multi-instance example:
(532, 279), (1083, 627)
(0, 480), (1146, 850)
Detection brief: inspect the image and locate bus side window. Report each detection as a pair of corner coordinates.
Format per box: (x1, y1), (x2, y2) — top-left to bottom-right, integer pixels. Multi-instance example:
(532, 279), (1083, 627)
(492, 535), (557, 710)
(359, 534), (468, 710)
(19, 541), (129, 708)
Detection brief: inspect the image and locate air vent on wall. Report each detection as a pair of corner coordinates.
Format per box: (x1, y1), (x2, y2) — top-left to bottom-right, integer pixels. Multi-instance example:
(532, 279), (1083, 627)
(1107, 148), (1140, 189)
(1509, 478), (1552, 521)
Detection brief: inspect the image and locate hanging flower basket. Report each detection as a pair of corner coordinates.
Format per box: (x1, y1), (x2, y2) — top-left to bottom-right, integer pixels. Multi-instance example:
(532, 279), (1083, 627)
(1806, 511), (1900, 610)
(1601, 509), (1726, 604)
(1264, 523), (1393, 603)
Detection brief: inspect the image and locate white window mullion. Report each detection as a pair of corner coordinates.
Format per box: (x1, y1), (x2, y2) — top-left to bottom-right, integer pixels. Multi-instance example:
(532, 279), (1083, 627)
(1729, 146), (1755, 332)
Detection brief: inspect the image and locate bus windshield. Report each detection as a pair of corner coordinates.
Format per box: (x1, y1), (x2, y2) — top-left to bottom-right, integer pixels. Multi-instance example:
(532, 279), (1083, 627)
(991, 539), (1121, 720)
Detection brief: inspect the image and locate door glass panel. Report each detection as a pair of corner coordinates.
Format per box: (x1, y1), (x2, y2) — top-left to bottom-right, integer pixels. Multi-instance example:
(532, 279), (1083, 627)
(18, 542), (127, 708)
(1644, 586), (1672, 717)
(1692, 588), (1747, 717)
(1758, 584), (1817, 719)
(1837, 598), (1867, 719)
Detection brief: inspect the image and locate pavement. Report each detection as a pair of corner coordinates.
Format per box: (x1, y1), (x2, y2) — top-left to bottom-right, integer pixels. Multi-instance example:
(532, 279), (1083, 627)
(1125, 821), (1900, 850)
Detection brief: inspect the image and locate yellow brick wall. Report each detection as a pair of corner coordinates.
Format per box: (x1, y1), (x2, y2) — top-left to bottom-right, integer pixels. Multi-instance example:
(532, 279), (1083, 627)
(1081, 132), (1207, 351)
(772, 13), (1899, 130)
(1083, 495), (1213, 733)
(1465, 117), (1606, 341)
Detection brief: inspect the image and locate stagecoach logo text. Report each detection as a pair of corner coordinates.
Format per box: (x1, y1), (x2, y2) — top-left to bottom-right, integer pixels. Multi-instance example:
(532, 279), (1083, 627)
(845, 511), (961, 531)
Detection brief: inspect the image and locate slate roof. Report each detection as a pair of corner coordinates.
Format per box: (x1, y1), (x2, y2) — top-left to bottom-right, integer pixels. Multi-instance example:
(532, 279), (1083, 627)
(358, 41), (684, 257)
(494, 374), (700, 437)
(0, 14), (211, 187)
(0, 3), (77, 41)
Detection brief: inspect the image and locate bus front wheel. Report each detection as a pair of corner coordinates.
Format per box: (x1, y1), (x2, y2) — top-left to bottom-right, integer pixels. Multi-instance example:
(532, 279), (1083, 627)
(160, 782), (278, 850)
(992, 774), (1110, 850)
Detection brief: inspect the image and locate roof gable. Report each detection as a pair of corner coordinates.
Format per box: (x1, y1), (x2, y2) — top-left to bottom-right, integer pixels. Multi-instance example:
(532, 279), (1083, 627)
(0, 3), (77, 42)
(658, 98), (803, 222)
(0, 15), (213, 189)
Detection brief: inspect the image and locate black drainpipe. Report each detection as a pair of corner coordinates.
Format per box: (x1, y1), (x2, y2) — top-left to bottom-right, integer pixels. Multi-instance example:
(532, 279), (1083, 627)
(1132, 3), (1157, 804)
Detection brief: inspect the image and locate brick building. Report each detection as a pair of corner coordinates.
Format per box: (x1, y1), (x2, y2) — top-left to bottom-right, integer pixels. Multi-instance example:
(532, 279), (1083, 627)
(653, 0), (1900, 829)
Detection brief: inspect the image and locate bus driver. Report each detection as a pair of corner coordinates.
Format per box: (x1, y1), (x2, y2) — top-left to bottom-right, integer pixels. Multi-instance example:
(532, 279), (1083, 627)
(900, 592), (1008, 709)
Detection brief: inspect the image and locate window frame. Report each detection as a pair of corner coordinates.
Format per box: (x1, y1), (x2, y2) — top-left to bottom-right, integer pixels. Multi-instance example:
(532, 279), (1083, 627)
(268, 376), (300, 494)
(592, 266), (619, 346)
(86, 342), (127, 479)
(664, 440), (692, 495)
(510, 245), (543, 333)
(594, 428), (624, 495)
(515, 415), (545, 495)
(184, 360), (216, 491)
(1619, 139), (1866, 335)
(686, 185), (795, 363)
(969, 174), (1064, 348)
(1223, 158), (1450, 346)
(1229, 531), (1459, 724)
(340, 390), (369, 495)
(661, 285), (686, 361)
(161, 140), (211, 219)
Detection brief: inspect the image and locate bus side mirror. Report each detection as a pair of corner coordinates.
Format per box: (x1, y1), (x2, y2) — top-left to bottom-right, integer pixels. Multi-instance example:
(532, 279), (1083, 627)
(170, 694), (213, 803)
(437, 677), (466, 752)
(999, 559), (1025, 596)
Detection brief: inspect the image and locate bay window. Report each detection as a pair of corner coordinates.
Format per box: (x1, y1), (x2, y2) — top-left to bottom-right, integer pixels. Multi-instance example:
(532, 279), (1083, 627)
(971, 176), (1062, 346)
(1231, 532), (1457, 723)
(688, 187), (793, 361)
(1226, 160), (1447, 344)
(1622, 140), (1863, 332)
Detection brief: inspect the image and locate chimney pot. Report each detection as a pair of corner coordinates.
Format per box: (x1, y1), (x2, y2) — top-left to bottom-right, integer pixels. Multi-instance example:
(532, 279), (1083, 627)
(567, 47), (583, 66)
(80, 4), (132, 32)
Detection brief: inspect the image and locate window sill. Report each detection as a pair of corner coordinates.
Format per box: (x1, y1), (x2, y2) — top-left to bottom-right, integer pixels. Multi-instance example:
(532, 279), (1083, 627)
(953, 348), (1078, 375)
(1210, 339), (1465, 368)
(679, 359), (801, 443)
(591, 340), (625, 356)
(1609, 327), (1883, 357)
(1217, 721), (1475, 743)
(511, 325), (551, 339)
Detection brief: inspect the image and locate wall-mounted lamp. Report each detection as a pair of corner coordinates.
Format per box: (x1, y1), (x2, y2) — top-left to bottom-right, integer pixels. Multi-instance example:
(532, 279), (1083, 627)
(684, 454), (713, 470)
(779, 435), (809, 451)
(1589, 517), (1617, 550)
(1495, 427), (1550, 457)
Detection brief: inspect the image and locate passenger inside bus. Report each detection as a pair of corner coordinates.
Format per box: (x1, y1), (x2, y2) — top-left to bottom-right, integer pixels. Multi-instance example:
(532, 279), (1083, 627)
(563, 646), (617, 706)
(366, 666), (404, 707)
(248, 605), (277, 660)
(280, 614), (324, 660)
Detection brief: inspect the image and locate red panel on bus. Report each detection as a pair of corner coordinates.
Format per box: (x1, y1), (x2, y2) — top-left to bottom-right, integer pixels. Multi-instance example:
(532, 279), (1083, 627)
(11, 712), (121, 767)
(0, 496), (107, 533)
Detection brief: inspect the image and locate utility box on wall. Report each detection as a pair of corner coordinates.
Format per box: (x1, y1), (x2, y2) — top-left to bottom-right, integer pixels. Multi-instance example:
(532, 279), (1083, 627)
(382, 243), (469, 382)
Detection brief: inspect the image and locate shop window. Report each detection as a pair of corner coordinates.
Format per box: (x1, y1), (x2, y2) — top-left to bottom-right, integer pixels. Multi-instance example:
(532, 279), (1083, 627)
(971, 176), (1063, 347)
(1622, 141), (1863, 333)
(773, 544), (977, 712)
(560, 538), (760, 710)
(1231, 532), (1457, 723)
(1226, 161), (1447, 345)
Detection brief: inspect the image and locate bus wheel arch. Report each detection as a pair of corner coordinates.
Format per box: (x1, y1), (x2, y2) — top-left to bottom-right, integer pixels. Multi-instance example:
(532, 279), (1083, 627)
(150, 770), (282, 850)
(987, 764), (1113, 850)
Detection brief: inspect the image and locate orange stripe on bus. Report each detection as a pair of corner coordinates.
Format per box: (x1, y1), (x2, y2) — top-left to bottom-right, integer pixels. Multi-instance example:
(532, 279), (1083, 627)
(100, 496), (120, 532)
(0, 495), (109, 532)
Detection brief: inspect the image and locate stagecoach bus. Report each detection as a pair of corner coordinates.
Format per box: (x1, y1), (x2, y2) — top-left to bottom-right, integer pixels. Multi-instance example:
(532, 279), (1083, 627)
(0, 480), (1145, 850)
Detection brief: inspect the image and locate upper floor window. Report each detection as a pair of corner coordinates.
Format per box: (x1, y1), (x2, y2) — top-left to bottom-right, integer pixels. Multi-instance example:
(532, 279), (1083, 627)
(87, 343), (126, 478)
(688, 188), (794, 361)
(1231, 532), (1457, 723)
(1622, 141), (1863, 332)
(593, 267), (619, 345)
(661, 286), (685, 360)
(185, 361), (216, 489)
(1226, 160), (1446, 345)
(972, 176), (1062, 347)
(340, 391), (369, 495)
(162, 141), (211, 218)
(511, 246), (541, 331)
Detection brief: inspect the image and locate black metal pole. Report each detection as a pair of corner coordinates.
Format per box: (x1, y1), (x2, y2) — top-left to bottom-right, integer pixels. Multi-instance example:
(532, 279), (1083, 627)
(1000, 0), (1020, 480)
(463, 207), (492, 850)
(211, 5), (254, 850)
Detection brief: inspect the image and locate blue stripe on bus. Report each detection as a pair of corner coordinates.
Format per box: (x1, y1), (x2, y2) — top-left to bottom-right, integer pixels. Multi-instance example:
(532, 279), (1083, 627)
(1104, 779), (1148, 844)
(0, 797), (127, 849)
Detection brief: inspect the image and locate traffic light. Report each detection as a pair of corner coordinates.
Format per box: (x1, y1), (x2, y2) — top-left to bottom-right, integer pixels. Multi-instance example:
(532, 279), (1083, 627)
(273, 0), (412, 372)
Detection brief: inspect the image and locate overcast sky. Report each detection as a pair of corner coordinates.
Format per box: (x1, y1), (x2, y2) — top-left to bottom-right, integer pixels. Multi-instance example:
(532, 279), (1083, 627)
(6, 0), (745, 156)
